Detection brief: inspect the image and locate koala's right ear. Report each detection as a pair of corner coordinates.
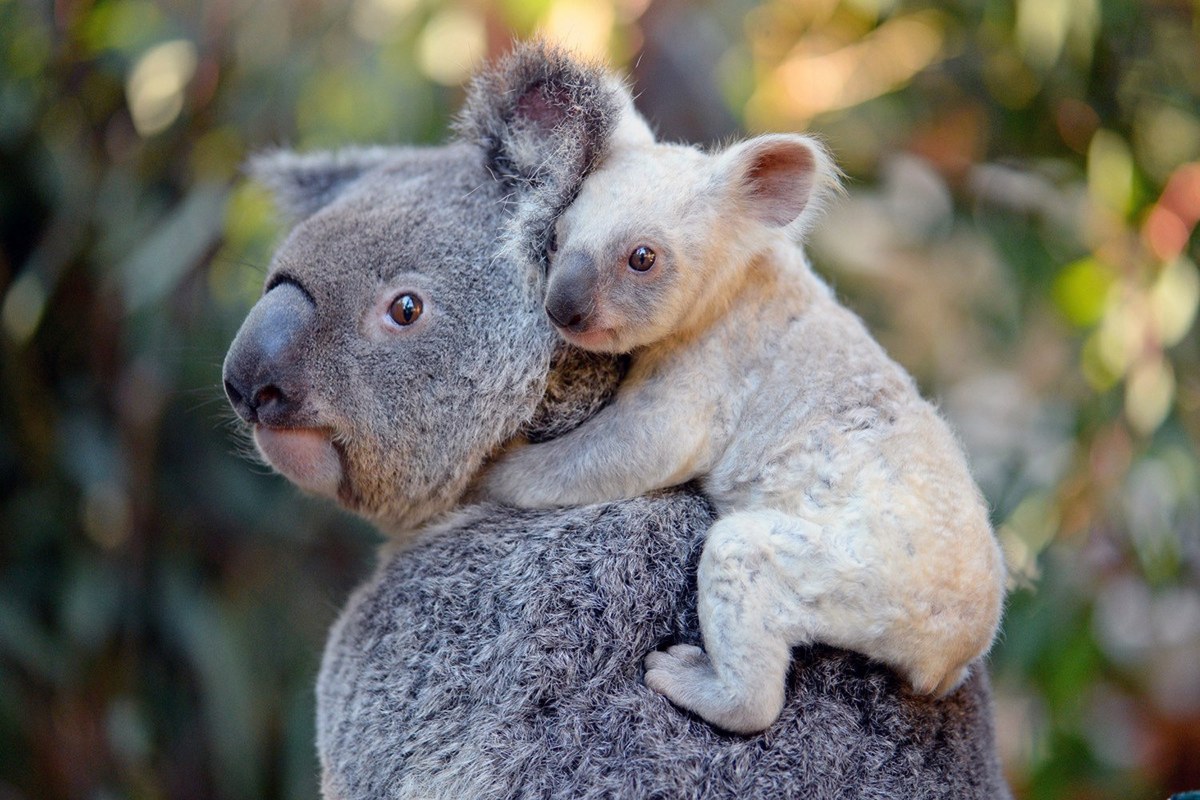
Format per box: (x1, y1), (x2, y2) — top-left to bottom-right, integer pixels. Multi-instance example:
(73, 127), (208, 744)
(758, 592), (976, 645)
(455, 40), (651, 192)
(716, 134), (841, 235)
(245, 147), (397, 222)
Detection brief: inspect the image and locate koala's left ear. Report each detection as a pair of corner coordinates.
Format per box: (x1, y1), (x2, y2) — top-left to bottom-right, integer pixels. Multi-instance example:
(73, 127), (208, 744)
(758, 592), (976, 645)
(245, 146), (400, 222)
(717, 134), (840, 233)
(455, 40), (643, 192)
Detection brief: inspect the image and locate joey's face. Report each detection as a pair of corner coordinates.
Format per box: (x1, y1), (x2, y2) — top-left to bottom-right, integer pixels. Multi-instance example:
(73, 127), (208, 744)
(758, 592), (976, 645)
(545, 144), (712, 353)
(223, 147), (556, 534)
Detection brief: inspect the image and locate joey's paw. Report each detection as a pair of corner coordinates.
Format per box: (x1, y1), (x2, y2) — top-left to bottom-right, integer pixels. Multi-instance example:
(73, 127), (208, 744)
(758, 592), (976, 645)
(643, 644), (718, 707)
(929, 665), (972, 697)
(909, 662), (971, 697)
(645, 644), (710, 674)
(643, 644), (782, 734)
(478, 459), (546, 509)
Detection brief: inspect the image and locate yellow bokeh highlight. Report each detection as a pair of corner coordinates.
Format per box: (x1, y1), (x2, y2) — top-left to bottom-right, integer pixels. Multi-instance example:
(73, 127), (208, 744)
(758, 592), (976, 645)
(539, 0), (615, 58)
(1087, 129), (1135, 217)
(1, 271), (47, 345)
(1094, 298), (1140, 379)
(1016, 0), (1072, 70)
(1125, 356), (1175, 435)
(1053, 257), (1114, 328)
(999, 493), (1060, 587)
(747, 10), (946, 128)
(416, 7), (487, 86)
(1150, 258), (1200, 348)
(126, 39), (197, 137)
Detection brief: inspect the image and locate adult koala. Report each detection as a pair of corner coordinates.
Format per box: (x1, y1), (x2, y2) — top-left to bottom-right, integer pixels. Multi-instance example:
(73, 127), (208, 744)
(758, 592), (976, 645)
(223, 43), (1011, 799)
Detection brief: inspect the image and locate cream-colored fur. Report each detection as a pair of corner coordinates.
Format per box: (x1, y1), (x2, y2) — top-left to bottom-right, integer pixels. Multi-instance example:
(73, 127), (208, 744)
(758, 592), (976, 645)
(482, 131), (1006, 734)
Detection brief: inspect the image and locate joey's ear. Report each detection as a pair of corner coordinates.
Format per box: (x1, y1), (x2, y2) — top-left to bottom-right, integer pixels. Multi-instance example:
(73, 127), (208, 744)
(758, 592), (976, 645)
(455, 40), (648, 191)
(245, 146), (398, 222)
(718, 134), (840, 232)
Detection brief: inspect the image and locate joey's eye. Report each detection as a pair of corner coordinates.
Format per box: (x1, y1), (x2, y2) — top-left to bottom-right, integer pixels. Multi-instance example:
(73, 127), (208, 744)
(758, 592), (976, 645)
(546, 228), (558, 258)
(628, 245), (656, 272)
(389, 293), (423, 326)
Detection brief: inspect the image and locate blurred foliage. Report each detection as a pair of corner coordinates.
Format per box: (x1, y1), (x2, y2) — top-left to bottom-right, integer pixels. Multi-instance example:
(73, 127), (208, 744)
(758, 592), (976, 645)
(0, 0), (1197, 798)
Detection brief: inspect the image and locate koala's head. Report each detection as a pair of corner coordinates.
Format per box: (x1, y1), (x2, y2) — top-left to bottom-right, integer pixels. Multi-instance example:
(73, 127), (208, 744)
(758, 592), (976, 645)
(545, 134), (837, 353)
(222, 42), (634, 535)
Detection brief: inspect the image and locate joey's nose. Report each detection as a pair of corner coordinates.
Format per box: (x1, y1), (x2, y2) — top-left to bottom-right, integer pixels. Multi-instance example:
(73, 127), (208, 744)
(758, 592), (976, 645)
(545, 250), (596, 331)
(546, 295), (589, 330)
(222, 281), (316, 426)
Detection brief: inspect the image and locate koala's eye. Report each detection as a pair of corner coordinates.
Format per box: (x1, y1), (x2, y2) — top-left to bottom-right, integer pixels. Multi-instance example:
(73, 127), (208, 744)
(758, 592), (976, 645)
(389, 293), (423, 326)
(628, 245), (656, 272)
(546, 228), (558, 258)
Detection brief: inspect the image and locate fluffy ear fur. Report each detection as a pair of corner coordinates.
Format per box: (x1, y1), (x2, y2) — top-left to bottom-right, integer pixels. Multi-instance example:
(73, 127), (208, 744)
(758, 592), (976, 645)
(455, 40), (647, 191)
(718, 134), (841, 234)
(245, 146), (400, 221)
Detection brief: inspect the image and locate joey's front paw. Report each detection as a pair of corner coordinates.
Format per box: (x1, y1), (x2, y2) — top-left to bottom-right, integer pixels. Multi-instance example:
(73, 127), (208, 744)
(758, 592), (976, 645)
(477, 463), (526, 507)
(478, 457), (560, 510)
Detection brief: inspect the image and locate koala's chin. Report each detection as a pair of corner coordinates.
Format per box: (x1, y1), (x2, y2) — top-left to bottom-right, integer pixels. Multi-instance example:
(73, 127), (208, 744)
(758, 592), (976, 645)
(253, 426), (342, 500)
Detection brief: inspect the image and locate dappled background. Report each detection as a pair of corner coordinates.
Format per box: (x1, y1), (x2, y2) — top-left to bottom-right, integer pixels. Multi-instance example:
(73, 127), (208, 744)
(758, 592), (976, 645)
(1, 0), (1198, 797)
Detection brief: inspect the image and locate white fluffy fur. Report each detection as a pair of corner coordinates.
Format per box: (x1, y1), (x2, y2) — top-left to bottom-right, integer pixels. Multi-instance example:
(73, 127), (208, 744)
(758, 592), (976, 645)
(482, 126), (1006, 734)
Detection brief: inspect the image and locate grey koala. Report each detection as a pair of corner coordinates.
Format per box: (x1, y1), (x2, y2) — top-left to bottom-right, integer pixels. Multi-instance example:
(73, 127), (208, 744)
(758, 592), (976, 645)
(223, 43), (1011, 799)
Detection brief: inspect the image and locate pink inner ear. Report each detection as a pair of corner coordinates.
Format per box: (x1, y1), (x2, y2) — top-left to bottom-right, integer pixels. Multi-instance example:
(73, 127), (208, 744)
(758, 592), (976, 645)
(744, 144), (816, 227)
(514, 83), (570, 132)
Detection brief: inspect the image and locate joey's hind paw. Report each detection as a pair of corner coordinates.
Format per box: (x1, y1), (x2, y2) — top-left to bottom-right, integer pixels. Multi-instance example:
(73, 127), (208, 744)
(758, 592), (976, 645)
(643, 644), (719, 708)
(643, 644), (716, 703)
(645, 644), (710, 673)
(643, 644), (783, 734)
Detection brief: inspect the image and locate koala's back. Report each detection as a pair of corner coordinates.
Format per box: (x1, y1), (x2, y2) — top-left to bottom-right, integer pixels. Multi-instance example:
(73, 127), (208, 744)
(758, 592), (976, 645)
(317, 489), (1010, 800)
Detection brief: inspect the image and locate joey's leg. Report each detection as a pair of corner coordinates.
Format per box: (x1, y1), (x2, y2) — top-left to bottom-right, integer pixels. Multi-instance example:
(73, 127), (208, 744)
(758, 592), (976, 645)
(645, 507), (977, 716)
(643, 510), (798, 734)
(481, 389), (711, 508)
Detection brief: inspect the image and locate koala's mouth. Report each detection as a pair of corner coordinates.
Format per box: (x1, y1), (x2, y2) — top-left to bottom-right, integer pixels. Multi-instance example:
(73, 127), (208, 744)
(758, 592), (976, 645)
(253, 426), (343, 499)
(557, 325), (618, 353)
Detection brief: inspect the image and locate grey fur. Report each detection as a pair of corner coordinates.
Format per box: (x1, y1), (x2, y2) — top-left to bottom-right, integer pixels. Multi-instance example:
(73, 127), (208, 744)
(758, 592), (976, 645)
(224, 42), (1011, 799)
(246, 146), (406, 222)
(320, 492), (1008, 799)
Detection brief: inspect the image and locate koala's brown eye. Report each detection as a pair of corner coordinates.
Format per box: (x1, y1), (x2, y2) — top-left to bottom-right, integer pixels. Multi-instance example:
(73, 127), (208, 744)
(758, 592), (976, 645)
(628, 245), (656, 272)
(389, 293), (423, 326)
(546, 229), (558, 257)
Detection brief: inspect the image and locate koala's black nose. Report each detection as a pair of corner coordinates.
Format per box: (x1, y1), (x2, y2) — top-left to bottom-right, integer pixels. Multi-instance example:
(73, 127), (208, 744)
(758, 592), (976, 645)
(545, 250), (596, 331)
(223, 377), (292, 425)
(223, 281), (315, 427)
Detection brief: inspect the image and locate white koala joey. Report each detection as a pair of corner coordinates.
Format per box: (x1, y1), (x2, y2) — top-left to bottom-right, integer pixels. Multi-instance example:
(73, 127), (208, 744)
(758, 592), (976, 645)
(481, 119), (1007, 734)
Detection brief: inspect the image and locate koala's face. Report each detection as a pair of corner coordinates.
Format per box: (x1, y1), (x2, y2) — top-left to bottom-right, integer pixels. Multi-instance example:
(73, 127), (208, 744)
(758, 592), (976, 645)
(544, 144), (714, 354)
(223, 145), (559, 534)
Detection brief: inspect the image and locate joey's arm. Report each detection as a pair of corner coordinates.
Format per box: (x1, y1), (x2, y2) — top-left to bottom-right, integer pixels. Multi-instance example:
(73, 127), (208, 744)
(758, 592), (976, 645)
(482, 386), (713, 509)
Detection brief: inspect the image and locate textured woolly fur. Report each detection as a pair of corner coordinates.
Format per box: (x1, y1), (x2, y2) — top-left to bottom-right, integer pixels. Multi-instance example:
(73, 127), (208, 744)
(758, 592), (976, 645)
(224, 41), (1012, 799)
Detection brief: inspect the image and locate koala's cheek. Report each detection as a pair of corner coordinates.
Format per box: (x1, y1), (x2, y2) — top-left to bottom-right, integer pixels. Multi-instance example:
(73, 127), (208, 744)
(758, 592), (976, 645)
(253, 426), (342, 498)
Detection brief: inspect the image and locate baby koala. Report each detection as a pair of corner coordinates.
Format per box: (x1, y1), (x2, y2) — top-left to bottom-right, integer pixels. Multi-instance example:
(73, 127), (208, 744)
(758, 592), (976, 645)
(482, 130), (1006, 734)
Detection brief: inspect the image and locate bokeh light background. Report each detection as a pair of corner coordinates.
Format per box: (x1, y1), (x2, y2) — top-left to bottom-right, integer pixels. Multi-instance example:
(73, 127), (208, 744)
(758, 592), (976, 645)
(1, 0), (1198, 798)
